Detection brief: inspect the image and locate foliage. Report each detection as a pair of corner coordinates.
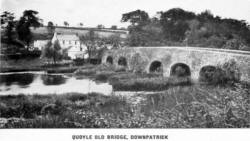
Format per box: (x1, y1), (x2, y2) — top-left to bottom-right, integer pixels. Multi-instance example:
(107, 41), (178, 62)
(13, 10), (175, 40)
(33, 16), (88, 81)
(102, 34), (122, 48)
(111, 25), (117, 30)
(122, 8), (250, 50)
(1, 11), (16, 44)
(16, 10), (42, 50)
(79, 30), (99, 61)
(110, 76), (191, 91)
(63, 21), (69, 26)
(121, 10), (149, 26)
(121, 10), (153, 46)
(160, 8), (196, 41)
(199, 60), (241, 85)
(0, 11), (25, 55)
(1, 83), (249, 128)
(42, 40), (63, 64)
(97, 24), (105, 29)
(47, 21), (55, 37)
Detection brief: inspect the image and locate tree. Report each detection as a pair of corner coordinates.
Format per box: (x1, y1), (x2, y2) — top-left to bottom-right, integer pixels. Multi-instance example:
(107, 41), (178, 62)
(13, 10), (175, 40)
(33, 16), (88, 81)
(111, 25), (117, 30)
(105, 34), (121, 48)
(120, 27), (126, 30)
(120, 8), (250, 50)
(97, 24), (104, 29)
(42, 40), (63, 64)
(16, 10), (42, 50)
(121, 10), (149, 26)
(1, 11), (16, 44)
(47, 21), (55, 36)
(1, 11), (15, 28)
(160, 8), (196, 41)
(198, 10), (214, 22)
(79, 30), (99, 61)
(64, 21), (69, 27)
(121, 10), (164, 46)
(121, 10), (151, 46)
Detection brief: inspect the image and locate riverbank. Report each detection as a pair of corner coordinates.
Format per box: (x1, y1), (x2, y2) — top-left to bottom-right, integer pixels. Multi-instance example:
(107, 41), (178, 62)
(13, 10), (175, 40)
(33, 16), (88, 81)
(0, 84), (249, 128)
(0, 58), (44, 72)
(0, 58), (94, 73)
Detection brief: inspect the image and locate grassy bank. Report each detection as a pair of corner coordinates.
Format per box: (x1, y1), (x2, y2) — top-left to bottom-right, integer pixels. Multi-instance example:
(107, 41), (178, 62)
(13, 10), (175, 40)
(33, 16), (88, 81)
(110, 75), (191, 91)
(0, 58), (95, 74)
(0, 83), (249, 128)
(0, 58), (44, 72)
(0, 92), (127, 128)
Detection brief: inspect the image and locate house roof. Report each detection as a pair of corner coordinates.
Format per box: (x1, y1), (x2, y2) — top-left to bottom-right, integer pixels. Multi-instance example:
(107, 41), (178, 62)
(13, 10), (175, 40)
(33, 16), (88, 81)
(56, 34), (79, 41)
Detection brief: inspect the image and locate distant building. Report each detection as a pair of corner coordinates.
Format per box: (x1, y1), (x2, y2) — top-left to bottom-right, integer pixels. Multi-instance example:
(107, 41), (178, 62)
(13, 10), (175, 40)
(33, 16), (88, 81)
(33, 40), (50, 50)
(51, 32), (87, 59)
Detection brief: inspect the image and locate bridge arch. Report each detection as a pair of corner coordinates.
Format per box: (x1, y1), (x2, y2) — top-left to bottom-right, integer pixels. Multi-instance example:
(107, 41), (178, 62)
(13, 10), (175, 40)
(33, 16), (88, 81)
(118, 56), (128, 67)
(170, 63), (191, 77)
(149, 60), (163, 73)
(199, 65), (219, 83)
(106, 56), (113, 64)
(102, 47), (250, 82)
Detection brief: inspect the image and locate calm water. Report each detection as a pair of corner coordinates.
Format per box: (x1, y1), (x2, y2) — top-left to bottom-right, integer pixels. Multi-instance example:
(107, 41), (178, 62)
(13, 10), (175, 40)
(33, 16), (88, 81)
(0, 72), (113, 95)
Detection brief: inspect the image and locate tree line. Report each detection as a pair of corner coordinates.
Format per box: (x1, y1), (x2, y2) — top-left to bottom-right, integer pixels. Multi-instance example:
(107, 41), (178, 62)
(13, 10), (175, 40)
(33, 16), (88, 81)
(121, 8), (250, 51)
(2, 8), (250, 60)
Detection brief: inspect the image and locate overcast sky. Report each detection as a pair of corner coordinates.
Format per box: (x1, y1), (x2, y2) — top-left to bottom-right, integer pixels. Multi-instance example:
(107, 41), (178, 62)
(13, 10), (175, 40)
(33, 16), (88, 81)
(1, 0), (250, 28)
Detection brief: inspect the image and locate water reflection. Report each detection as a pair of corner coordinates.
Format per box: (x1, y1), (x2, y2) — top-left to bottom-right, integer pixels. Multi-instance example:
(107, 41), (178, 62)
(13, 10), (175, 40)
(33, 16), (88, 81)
(41, 75), (67, 85)
(0, 73), (34, 86)
(0, 72), (113, 95)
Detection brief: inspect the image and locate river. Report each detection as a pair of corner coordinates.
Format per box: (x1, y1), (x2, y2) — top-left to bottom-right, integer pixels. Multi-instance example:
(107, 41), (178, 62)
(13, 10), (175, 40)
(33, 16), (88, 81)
(0, 72), (113, 95)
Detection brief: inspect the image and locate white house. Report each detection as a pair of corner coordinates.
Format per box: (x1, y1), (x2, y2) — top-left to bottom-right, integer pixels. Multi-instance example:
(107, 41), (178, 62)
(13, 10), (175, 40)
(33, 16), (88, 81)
(51, 32), (88, 59)
(33, 40), (50, 50)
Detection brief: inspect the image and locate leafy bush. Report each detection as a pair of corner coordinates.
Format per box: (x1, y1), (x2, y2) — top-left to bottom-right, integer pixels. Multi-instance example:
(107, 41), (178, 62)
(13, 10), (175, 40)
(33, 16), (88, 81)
(73, 58), (85, 66)
(219, 59), (241, 83)
(199, 60), (241, 85)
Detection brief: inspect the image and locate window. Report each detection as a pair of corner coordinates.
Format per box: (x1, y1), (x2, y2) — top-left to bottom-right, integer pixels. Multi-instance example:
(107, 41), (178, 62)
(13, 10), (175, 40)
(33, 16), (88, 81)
(63, 40), (65, 44)
(69, 41), (71, 44)
(80, 47), (82, 51)
(75, 41), (77, 45)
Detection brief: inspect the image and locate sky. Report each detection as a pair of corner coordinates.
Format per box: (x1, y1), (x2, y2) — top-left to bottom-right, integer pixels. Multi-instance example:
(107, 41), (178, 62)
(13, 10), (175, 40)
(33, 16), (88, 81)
(1, 0), (250, 28)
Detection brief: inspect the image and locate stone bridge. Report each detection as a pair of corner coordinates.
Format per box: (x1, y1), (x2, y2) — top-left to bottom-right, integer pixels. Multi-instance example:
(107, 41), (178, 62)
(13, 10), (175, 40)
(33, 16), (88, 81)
(102, 47), (250, 82)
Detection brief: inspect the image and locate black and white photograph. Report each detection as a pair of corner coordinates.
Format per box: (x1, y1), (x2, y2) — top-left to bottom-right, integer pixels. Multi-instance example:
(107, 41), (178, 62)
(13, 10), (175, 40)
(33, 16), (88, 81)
(0, 0), (250, 140)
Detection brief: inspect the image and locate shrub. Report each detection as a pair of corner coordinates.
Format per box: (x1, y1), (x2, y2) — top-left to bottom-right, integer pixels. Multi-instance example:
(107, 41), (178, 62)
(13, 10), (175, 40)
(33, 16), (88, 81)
(199, 66), (225, 84)
(111, 77), (191, 91)
(73, 58), (85, 66)
(115, 66), (126, 72)
(74, 69), (96, 76)
(220, 59), (241, 83)
(199, 60), (241, 85)
(95, 73), (109, 82)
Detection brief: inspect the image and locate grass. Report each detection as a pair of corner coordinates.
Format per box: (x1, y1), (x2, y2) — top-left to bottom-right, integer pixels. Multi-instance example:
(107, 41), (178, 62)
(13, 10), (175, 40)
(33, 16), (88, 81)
(0, 83), (249, 128)
(110, 76), (192, 91)
(0, 58), (44, 72)
(0, 92), (129, 128)
(0, 57), (93, 73)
